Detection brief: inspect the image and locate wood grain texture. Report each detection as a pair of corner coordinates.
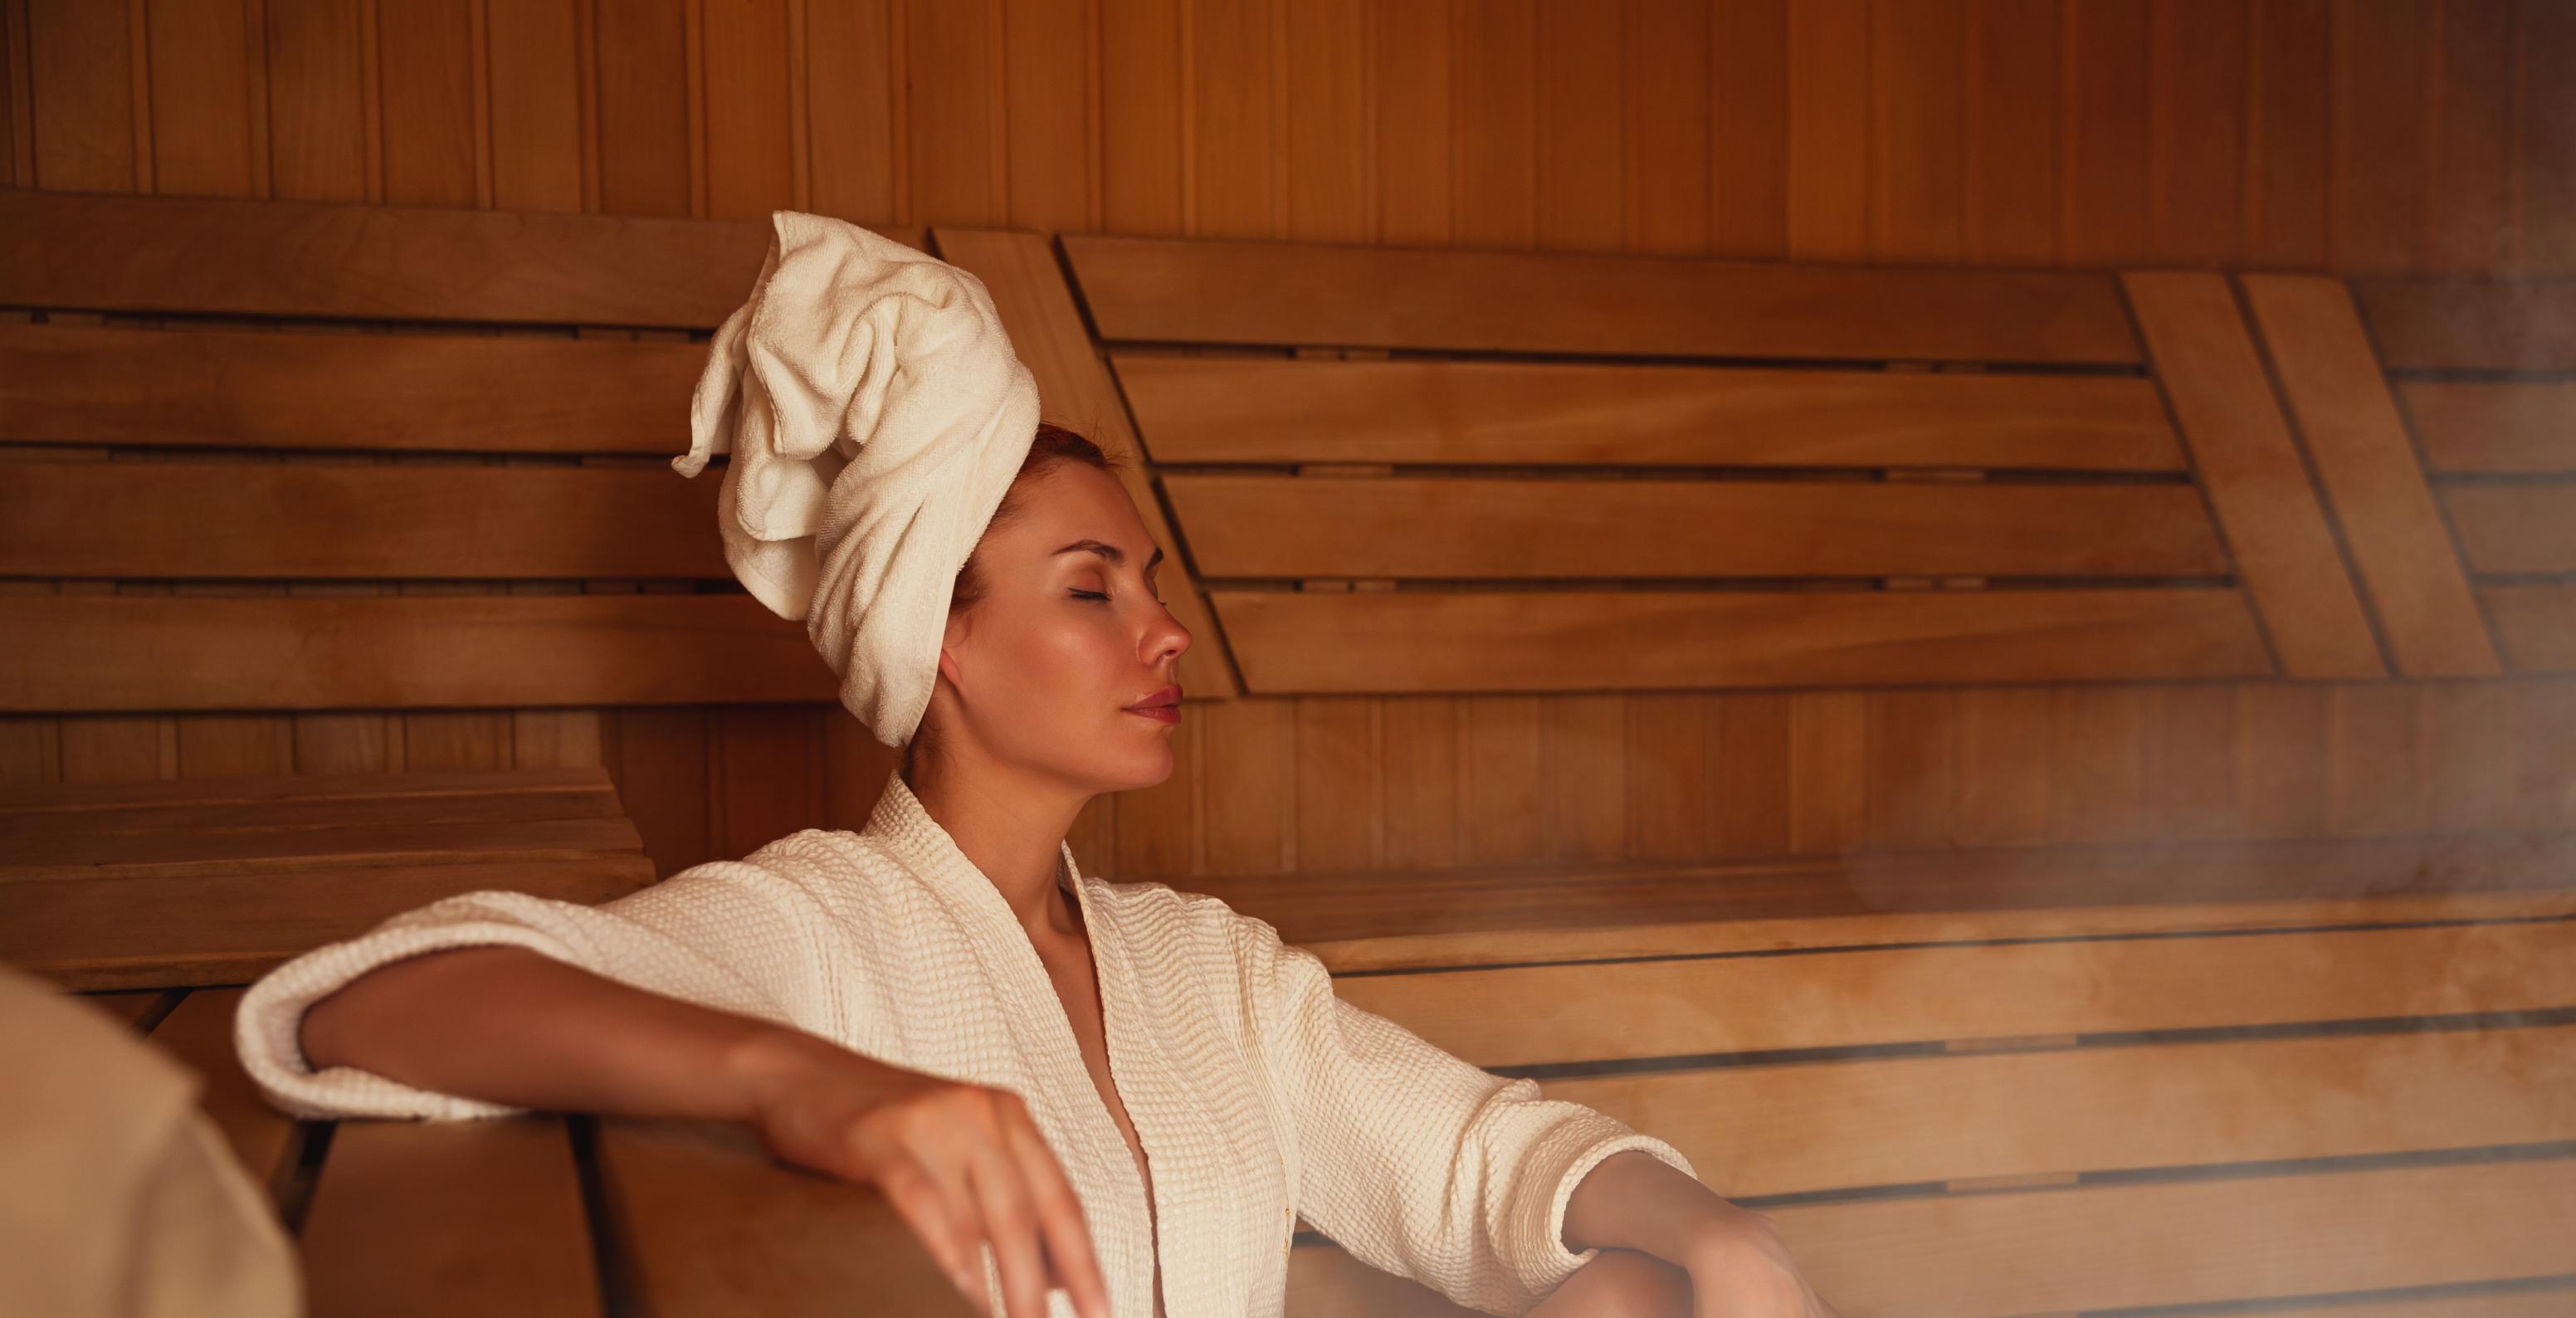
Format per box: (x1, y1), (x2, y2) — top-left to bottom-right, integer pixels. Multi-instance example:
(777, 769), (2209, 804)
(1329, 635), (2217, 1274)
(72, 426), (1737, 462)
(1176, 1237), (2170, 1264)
(593, 1119), (973, 1317)
(1165, 476), (2229, 580)
(1062, 234), (2142, 364)
(2486, 584), (2576, 673)
(2354, 277), (2576, 370)
(0, 190), (799, 326)
(0, 460), (724, 578)
(1208, 587), (2273, 693)
(2444, 485), (2576, 574)
(1112, 354), (2187, 470)
(0, 593), (832, 711)
(2401, 381), (2576, 474)
(0, 322), (700, 452)
(2238, 274), (2499, 676)
(2122, 271), (2385, 679)
(142, 987), (298, 1194)
(300, 1117), (602, 1318)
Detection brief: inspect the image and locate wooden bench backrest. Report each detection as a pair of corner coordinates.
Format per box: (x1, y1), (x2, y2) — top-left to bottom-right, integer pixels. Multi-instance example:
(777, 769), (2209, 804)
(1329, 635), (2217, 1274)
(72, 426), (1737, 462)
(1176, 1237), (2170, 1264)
(1055, 234), (2574, 696)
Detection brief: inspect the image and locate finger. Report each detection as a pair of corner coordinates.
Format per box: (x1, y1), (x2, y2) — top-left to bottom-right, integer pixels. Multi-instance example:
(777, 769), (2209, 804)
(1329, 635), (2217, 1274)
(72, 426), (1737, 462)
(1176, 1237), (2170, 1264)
(965, 1149), (1054, 1318)
(1001, 1111), (1115, 1318)
(875, 1156), (986, 1306)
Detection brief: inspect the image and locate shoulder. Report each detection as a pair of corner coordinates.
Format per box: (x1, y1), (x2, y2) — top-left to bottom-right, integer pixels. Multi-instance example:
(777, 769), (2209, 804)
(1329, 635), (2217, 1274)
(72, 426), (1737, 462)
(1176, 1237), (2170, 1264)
(644, 827), (914, 918)
(1077, 875), (1310, 984)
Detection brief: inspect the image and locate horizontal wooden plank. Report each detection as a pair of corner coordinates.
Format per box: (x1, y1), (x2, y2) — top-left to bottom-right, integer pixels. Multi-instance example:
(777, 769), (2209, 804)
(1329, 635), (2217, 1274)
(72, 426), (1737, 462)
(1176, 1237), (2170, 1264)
(2353, 276), (2576, 372)
(1340, 919), (2576, 1067)
(1286, 1158), (2576, 1317)
(0, 764), (621, 813)
(0, 460), (726, 579)
(0, 322), (700, 453)
(144, 988), (300, 1197)
(2485, 584), (2576, 673)
(1549, 1025), (2576, 1200)
(2444, 484), (2576, 574)
(5, 786), (628, 839)
(0, 593), (834, 712)
(1208, 588), (2275, 692)
(1184, 833), (2576, 972)
(0, 813), (645, 872)
(1165, 476), (2229, 579)
(1063, 234), (2141, 364)
(80, 988), (172, 1028)
(593, 1119), (973, 1318)
(299, 1117), (600, 1318)
(2401, 381), (2576, 474)
(3, 855), (655, 990)
(1112, 354), (2185, 470)
(0, 191), (817, 328)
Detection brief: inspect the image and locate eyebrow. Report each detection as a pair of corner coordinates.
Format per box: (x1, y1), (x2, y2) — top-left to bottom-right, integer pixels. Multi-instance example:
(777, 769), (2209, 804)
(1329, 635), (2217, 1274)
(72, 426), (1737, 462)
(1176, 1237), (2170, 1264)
(1052, 539), (1164, 573)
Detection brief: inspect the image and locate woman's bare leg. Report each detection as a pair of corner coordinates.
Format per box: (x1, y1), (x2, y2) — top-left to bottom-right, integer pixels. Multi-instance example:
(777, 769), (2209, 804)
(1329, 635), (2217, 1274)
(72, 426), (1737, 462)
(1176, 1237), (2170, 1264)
(1527, 1248), (1694, 1318)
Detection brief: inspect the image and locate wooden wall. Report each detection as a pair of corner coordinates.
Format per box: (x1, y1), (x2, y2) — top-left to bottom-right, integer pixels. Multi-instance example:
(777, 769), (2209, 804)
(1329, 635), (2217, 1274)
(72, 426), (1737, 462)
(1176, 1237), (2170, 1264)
(6, 0), (2573, 881)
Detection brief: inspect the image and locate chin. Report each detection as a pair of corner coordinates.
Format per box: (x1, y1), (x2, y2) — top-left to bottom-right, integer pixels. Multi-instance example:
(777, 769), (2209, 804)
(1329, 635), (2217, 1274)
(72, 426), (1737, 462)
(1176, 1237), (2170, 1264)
(1074, 730), (1179, 795)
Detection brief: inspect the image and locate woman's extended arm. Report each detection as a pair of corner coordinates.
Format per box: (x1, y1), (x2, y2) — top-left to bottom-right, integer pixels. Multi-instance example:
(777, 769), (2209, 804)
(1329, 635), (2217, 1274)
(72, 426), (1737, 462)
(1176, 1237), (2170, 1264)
(298, 942), (798, 1123)
(1561, 1151), (1843, 1317)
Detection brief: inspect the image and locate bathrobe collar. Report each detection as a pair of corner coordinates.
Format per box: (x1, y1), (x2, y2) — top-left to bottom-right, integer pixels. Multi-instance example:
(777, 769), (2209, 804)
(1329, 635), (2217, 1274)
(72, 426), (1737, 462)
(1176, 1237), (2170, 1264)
(862, 772), (1199, 1317)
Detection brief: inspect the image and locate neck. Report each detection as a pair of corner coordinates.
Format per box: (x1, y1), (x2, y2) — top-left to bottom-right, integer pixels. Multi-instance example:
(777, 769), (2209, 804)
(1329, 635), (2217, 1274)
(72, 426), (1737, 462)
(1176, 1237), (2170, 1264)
(900, 753), (1090, 940)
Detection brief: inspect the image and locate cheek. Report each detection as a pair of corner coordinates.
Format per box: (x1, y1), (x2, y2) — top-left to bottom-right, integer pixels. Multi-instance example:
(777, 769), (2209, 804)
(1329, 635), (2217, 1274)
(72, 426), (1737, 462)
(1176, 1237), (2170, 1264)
(996, 612), (1130, 706)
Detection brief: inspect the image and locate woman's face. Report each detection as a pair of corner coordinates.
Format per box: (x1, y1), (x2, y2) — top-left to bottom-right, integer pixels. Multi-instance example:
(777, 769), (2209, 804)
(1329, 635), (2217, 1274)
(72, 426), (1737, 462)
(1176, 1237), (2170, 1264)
(930, 461), (1193, 794)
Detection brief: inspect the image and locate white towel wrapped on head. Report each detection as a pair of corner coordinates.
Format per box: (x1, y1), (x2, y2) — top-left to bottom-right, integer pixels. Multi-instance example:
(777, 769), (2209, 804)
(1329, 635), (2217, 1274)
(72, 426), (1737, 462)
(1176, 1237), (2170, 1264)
(673, 212), (1042, 747)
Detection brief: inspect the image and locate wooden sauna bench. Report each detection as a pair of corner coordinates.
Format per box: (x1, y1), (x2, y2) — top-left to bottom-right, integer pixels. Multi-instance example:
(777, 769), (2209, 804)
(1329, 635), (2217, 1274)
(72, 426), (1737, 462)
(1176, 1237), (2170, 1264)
(71, 831), (2576, 1318)
(4, 766), (656, 989)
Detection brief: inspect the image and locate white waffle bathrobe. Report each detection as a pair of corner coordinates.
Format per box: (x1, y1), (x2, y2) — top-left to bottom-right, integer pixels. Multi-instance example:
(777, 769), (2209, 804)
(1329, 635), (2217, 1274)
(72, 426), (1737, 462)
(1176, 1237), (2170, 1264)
(235, 774), (1698, 1318)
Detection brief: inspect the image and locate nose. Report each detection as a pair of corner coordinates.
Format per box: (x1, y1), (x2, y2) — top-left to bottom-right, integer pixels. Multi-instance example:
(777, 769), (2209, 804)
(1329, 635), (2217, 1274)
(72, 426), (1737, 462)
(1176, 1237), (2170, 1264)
(1144, 606), (1192, 670)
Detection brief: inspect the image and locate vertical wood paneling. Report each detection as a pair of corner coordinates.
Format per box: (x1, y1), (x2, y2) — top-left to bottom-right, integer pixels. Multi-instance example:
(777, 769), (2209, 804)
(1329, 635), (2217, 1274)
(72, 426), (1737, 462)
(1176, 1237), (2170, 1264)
(1369, 0), (1447, 246)
(26, 0), (140, 190)
(1378, 695), (1459, 869)
(264, 0), (368, 201)
(1625, 693), (1711, 859)
(1001, 0), (1094, 232)
(143, 0), (261, 196)
(595, 0), (692, 216)
(1539, 694), (1624, 862)
(1188, 0), (1280, 238)
(1281, 0), (1366, 242)
(374, 0), (479, 206)
(1533, 0), (1621, 252)
(2329, 0), (2429, 271)
(1462, 696), (1543, 863)
(700, 0), (794, 221)
(1710, 692), (1790, 857)
(2520, 0), (2576, 271)
(1291, 696), (1376, 871)
(1098, 0), (1181, 234)
(1787, 691), (1865, 854)
(1867, 0), (1959, 261)
(2061, 0), (2150, 265)
(1449, 0), (1534, 251)
(1784, 0), (1866, 259)
(1624, 0), (1707, 256)
(1200, 696), (1290, 874)
(1703, 0), (1786, 256)
(486, 0), (584, 211)
(902, 0), (1001, 225)
(2148, 0), (2247, 265)
(1962, 0), (2056, 264)
(2246, 0), (2331, 266)
(805, 0), (898, 222)
(1954, 686), (2051, 845)
(2427, 0), (2515, 272)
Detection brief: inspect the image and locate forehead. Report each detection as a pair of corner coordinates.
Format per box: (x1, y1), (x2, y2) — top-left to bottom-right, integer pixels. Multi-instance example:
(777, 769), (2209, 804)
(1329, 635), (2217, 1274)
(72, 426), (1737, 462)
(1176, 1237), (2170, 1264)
(995, 462), (1159, 564)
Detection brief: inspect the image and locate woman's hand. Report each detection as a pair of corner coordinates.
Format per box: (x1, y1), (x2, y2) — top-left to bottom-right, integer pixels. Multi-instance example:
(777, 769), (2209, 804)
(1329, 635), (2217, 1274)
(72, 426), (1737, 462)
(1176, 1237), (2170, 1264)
(1682, 1207), (1845, 1318)
(733, 1028), (1114, 1318)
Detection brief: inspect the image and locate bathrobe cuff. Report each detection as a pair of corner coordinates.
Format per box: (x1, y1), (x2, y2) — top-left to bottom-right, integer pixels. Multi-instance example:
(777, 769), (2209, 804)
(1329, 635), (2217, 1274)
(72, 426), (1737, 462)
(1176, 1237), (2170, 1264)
(1515, 1117), (1699, 1298)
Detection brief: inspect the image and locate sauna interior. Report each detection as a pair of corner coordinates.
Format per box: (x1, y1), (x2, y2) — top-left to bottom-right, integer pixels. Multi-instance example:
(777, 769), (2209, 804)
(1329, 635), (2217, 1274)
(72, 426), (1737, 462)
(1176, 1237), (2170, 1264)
(5, 0), (2575, 1315)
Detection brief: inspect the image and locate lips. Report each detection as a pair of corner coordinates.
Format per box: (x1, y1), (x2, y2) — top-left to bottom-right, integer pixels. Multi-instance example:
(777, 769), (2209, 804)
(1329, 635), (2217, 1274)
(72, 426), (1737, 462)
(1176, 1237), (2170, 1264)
(1125, 684), (1183, 722)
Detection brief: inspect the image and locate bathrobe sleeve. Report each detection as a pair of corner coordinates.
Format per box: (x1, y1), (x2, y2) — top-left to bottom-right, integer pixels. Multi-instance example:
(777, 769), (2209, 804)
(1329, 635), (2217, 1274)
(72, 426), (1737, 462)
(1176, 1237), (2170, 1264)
(234, 852), (846, 1123)
(1231, 912), (1700, 1317)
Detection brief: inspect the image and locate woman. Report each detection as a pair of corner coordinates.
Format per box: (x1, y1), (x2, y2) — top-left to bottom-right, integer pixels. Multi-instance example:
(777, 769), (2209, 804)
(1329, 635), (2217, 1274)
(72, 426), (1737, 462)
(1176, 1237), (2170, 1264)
(233, 216), (1843, 1318)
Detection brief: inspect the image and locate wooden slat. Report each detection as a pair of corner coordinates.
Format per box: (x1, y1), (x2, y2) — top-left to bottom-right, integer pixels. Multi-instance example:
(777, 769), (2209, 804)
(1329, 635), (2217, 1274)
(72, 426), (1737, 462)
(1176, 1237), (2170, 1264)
(0, 813), (644, 871)
(2, 854), (653, 991)
(0, 190), (817, 328)
(0, 322), (700, 453)
(2403, 381), (2576, 475)
(1165, 476), (2229, 579)
(0, 461), (726, 579)
(2239, 275), (2500, 676)
(1286, 1159), (2576, 1318)
(2353, 277), (2576, 372)
(2444, 485), (2576, 575)
(79, 988), (170, 1028)
(593, 1119), (973, 1318)
(1550, 1026), (2576, 1200)
(7, 786), (628, 837)
(0, 764), (619, 813)
(1183, 833), (2576, 972)
(0, 593), (833, 712)
(1340, 919), (2576, 1067)
(2123, 271), (2386, 678)
(2485, 584), (2576, 673)
(143, 988), (297, 1194)
(1062, 233), (2142, 364)
(1208, 587), (2274, 693)
(931, 227), (1240, 697)
(1111, 354), (2187, 470)
(298, 1118), (601, 1318)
